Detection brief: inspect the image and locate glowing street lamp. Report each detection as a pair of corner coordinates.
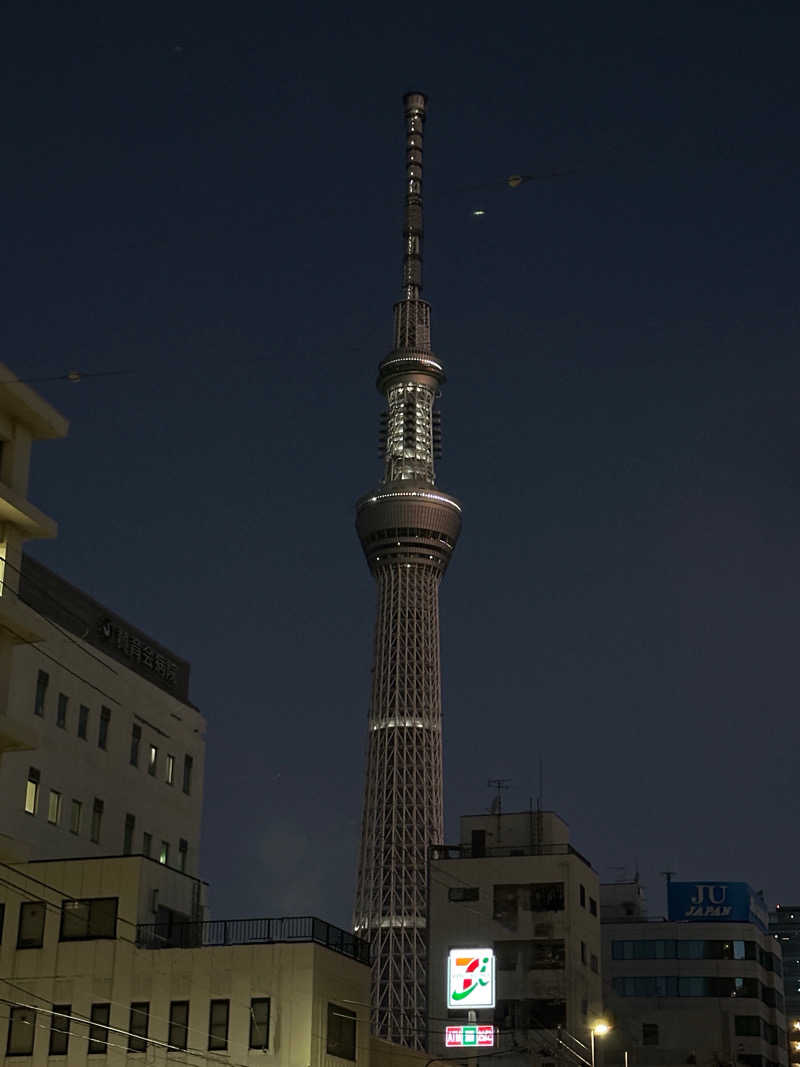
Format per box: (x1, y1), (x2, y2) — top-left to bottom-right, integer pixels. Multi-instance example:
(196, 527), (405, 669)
(590, 1021), (611, 1067)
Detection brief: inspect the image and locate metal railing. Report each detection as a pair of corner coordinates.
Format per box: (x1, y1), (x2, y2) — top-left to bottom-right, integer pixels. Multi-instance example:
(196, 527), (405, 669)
(430, 842), (593, 868)
(136, 915), (371, 964)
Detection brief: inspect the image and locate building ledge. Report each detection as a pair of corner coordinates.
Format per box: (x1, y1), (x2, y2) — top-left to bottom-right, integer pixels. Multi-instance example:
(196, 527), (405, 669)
(0, 481), (58, 539)
(0, 712), (41, 753)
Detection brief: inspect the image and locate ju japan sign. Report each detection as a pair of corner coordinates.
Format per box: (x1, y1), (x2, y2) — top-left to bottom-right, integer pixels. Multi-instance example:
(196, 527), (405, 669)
(667, 882), (768, 932)
(445, 1026), (495, 1048)
(447, 948), (496, 1009)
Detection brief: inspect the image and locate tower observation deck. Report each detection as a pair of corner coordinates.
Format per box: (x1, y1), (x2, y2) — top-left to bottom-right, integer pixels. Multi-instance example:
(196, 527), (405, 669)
(353, 92), (461, 1049)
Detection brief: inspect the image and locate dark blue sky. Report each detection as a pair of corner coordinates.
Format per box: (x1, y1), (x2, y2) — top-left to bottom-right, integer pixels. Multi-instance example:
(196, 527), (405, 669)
(5, 3), (800, 925)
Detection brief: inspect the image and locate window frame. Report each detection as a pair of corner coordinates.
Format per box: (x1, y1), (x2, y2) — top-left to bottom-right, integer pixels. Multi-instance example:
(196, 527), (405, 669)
(148, 744), (158, 776)
(70, 798), (82, 835)
(90, 797), (103, 843)
(123, 813), (135, 855)
(88, 1003), (110, 1055)
(34, 669), (48, 718)
(78, 705), (89, 739)
(326, 1003), (356, 1061)
(166, 753), (175, 785)
(24, 767), (40, 815)
(183, 754), (193, 794)
(49, 1005), (71, 1055)
(128, 1002), (149, 1053)
(130, 723), (141, 766)
(208, 999), (230, 1051)
(17, 901), (46, 949)
(6, 1006), (36, 1056)
(48, 789), (62, 825)
(249, 998), (270, 1050)
(59, 897), (118, 942)
(98, 706), (111, 750)
(168, 1001), (189, 1051)
(56, 693), (68, 729)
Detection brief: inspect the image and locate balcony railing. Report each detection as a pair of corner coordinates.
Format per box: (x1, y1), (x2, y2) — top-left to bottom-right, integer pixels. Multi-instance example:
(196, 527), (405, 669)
(430, 842), (593, 868)
(136, 915), (370, 964)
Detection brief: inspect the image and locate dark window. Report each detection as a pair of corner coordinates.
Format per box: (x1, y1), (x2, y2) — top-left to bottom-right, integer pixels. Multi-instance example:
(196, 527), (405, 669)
(590, 953), (599, 973)
(78, 705), (89, 739)
(738, 1057), (761, 1067)
(494, 884), (521, 928)
(495, 998), (566, 1031)
(531, 940), (565, 969)
(123, 814), (135, 855)
(579, 884), (586, 907)
(88, 1004), (110, 1054)
(130, 724), (141, 766)
(642, 1023), (659, 1046)
(128, 1003), (149, 1052)
(496, 943), (518, 971)
(530, 882), (565, 912)
(0, 901), (5, 942)
(448, 887), (478, 902)
(17, 901), (45, 948)
(98, 706), (110, 749)
(142, 832), (152, 858)
(56, 693), (68, 729)
(179, 838), (188, 873)
(327, 1003), (356, 1060)
(736, 1017), (761, 1037)
(249, 998), (270, 1049)
(70, 799), (81, 834)
(49, 1006), (71, 1055)
(34, 670), (48, 717)
(208, 1000), (230, 1051)
(60, 897), (118, 941)
(90, 797), (103, 843)
(183, 754), (193, 794)
(168, 1002), (189, 1050)
(471, 829), (486, 856)
(580, 941), (587, 964)
(589, 897), (598, 916)
(6, 1006), (35, 1055)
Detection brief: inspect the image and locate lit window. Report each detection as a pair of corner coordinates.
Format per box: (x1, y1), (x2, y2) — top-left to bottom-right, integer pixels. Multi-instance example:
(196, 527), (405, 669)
(24, 767), (40, 814)
(159, 841), (169, 865)
(148, 745), (158, 776)
(166, 754), (175, 785)
(48, 790), (62, 825)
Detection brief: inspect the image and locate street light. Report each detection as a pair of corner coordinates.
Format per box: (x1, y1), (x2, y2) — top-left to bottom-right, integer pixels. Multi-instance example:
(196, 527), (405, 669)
(590, 1021), (611, 1067)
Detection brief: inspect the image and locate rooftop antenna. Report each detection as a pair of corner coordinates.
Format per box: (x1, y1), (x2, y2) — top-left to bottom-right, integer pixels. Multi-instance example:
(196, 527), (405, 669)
(488, 778), (510, 844)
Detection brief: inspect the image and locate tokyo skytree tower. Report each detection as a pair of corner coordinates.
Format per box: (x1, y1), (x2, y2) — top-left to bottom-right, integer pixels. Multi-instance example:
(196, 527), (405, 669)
(353, 92), (462, 1049)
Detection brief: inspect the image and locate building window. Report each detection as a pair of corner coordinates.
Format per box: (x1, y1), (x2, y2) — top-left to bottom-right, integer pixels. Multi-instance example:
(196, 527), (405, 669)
(6, 1006), (35, 1056)
(34, 669), (48, 717)
(735, 1016), (762, 1037)
(531, 940), (565, 969)
(642, 1023), (659, 1046)
(48, 790), (62, 825)
(183, 754), (193, 794)
(166, 753), (175, 785)
(590, 953), (599, 973)
(78, 705), (89, 739)
(17, 901), (45, 948)
(142, 831), (152, 858)
(90, 797), (103, 843)
(88, 1004), (110, 1054)
(327, 1003), (356, 1061)
(60, 897), (118, 941)
(168, 1002), (189, 1050)
(496, 943), (518, 971)
(70, 799), (82, 834)
(128, 1003), (149, 1052)
(249, 998), (270, 1050)
(179, 838), (188, 873)
(148, 744), (158, 776)
(159, 841), (169, 865)
(98, 706), (110, 749)
(0, 901), (5, 942)
(24, 767), (40, 814)
(208, 1000), (230, 1051)
(589, 896), (598, 916)
(49, 1006), (71, 1055)
(581, 998), (588, 1018)
(448, 887), (479, 902)
(56, 693), (68, 729)
(130, 723), (141, 766)
(580, 884), (586, 908)
(123, 813), (135, 855)
(580, 941), (587, 964)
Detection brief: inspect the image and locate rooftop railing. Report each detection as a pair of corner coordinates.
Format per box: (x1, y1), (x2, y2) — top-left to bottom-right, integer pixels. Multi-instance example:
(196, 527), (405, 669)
(430, 842), (593, 868)
(136, 915), (370, 964)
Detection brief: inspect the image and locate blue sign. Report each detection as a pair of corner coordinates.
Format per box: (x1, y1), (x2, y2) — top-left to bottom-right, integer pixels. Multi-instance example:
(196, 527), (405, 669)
(667, 882), (767, 932)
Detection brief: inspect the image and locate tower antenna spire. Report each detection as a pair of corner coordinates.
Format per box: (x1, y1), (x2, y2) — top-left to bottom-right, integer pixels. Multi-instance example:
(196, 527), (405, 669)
(353, 92), (462, 1049)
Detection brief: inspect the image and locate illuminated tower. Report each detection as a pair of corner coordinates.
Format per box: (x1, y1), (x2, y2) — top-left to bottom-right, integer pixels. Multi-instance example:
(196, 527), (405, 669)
(353, 92), (462, 1049)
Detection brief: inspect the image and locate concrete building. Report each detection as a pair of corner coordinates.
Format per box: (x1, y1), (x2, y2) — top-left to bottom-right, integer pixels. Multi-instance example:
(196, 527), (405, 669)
(602, 880), (787, 1067)
(427, 811), (603, 1064)
(768, 905), (800, 1065)
(0, 365), (205, 876)
(0, 855), (373, 1067)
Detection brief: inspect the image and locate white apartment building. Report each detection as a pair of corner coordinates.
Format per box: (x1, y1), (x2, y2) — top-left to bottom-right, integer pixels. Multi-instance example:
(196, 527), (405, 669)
(0, 856), (373, 1067)
(0, 366), (205, 876)
(428, 810), (603, 1065)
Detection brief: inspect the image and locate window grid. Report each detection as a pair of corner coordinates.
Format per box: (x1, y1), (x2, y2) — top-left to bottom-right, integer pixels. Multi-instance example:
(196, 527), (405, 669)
(88, 1004), (110, 1054)
(49, 1005), (71, 1055)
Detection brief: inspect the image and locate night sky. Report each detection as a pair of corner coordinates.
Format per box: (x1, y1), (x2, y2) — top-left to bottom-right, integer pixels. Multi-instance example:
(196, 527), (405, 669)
(6, 4), (800, 927)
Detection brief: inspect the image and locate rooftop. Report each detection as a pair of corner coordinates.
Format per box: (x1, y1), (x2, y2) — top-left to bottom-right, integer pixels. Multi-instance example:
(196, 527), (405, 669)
(431, 841), (593, 869)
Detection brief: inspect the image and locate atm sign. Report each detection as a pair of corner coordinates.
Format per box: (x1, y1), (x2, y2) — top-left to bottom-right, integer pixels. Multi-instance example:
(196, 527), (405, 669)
(445, 1026), (495, 1048)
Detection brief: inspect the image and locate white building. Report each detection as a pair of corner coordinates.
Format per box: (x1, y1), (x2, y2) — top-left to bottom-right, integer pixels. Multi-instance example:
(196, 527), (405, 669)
(427, 810), (603, 1065)
(0, 365), (205, 876)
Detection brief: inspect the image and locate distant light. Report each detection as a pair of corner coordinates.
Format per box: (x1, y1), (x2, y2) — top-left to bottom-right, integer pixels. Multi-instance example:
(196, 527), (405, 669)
(472, 209), (485, 217)
(592, 1022), (611, 1036)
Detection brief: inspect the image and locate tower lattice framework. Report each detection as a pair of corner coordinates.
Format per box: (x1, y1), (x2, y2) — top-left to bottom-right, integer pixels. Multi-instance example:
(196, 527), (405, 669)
(353, 91), (461, 1050)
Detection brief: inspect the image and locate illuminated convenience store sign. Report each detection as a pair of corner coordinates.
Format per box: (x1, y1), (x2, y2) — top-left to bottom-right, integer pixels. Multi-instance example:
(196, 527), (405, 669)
(445, 1026), (495, 1048)
(447, 948), (495, 1009)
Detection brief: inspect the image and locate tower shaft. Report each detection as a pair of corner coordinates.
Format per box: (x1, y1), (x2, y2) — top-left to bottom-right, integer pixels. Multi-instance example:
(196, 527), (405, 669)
(353, 92), (461, 1050)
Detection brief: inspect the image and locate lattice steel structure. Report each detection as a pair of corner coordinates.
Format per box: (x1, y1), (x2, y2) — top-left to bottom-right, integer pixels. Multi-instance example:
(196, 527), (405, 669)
(353, 91), (462, 1049)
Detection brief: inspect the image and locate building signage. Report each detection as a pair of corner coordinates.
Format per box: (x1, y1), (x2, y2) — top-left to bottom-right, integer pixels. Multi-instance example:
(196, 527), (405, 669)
(447, 948), (495, 1009)
(445, 1026), (495, 1048)
(667, 882), (767, 932)
(98, 618), (179, 687)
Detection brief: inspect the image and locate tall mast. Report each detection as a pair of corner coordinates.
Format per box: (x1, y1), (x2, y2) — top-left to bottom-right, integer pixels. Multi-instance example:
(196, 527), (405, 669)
(353, 91), (462, 1049)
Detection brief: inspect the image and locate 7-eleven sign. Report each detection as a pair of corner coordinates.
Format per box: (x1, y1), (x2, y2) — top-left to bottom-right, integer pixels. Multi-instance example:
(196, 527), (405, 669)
(447, 948), (495, 1009)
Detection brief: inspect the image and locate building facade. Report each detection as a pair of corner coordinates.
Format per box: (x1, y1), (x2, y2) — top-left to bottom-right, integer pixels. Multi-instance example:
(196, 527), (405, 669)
(427, 811), (603, 1065)
(602, 882), (787, 1067)
(0, 856), (371, 1067)
(0, 364), (205, 877)
(352, 93), (461, 1047)
(768, 905), (800, 1065)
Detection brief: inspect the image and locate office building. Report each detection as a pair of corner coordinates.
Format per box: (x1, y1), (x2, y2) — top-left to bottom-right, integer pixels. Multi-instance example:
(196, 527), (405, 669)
(768, 904), (800, 1065)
